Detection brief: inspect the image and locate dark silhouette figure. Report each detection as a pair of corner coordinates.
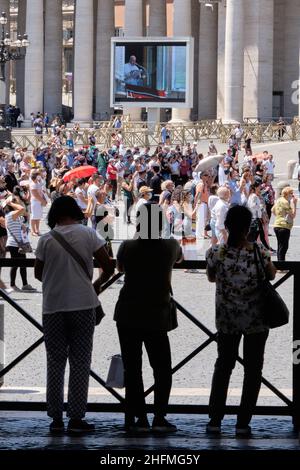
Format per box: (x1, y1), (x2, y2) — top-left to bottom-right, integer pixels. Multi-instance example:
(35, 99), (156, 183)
(206, 205), (276, 436)
(115, 203), (183, 433)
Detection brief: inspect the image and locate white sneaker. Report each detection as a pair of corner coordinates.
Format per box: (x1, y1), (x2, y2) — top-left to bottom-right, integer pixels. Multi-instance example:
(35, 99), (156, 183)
(4, 288), (14, 294)
(11, 286), (22, 292)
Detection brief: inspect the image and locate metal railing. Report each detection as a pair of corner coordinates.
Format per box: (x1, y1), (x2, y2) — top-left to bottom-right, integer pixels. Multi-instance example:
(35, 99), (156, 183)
(11, 119), (300, 150)
(0, 258), (300, 428)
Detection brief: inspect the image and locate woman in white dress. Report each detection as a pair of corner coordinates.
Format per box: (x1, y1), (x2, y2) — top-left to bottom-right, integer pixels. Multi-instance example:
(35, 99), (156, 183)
(30, 171), (47, 236)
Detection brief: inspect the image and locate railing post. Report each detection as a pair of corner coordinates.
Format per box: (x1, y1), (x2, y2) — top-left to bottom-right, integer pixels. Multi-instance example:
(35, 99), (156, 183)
(0, 303), (4, 387)
(291, 122), (296, 141)
(293, 267), (300, 429)
(181, 126), (185, 146)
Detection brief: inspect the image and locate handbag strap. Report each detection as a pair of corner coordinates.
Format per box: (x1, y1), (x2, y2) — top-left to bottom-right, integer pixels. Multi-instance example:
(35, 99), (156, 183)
(253, 242), (266, 281)
(49, 230), (91, 280)
(7, 226), (22, 247)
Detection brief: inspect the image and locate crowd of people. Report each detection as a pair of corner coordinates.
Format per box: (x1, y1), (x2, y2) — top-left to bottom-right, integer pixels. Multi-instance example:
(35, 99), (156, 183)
(0, 123), (298, 292)
(0, 121), (298, 437)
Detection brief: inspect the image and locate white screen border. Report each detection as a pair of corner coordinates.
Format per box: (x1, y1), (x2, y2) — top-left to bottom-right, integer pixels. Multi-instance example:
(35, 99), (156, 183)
(110, 36), (194, 109)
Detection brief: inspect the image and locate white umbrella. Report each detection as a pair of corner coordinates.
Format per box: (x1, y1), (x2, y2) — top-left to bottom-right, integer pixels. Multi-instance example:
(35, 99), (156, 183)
(194, 154), (224, 173)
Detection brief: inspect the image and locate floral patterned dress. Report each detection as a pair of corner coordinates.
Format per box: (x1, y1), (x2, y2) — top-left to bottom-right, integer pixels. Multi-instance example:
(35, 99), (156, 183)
(206, 243), (271, 334)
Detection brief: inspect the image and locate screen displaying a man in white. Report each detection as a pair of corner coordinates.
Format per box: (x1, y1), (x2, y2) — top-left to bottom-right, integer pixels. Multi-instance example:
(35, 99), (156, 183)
(123, 55), (145, 86)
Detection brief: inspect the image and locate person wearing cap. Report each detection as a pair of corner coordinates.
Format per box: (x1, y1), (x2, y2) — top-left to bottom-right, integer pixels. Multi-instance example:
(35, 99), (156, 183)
(135, 186), (153, 213)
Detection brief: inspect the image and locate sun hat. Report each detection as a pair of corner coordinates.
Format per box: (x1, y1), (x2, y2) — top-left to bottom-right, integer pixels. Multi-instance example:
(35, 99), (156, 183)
(139, 186), (153, 195)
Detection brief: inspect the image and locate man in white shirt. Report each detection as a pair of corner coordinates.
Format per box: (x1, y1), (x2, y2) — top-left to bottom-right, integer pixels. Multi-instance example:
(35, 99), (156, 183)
(262, 154), (275, 180)
(87, 173), (104, 228)
(124, 56), (144, 86)
(87, 174), (103, 206)
(211, 187), (230, 245)
(234, 124), (244, 149)
(75, 179), (88, 212)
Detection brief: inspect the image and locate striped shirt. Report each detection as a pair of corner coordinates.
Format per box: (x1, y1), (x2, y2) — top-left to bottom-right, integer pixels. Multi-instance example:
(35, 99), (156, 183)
(5, 212), (23, 248)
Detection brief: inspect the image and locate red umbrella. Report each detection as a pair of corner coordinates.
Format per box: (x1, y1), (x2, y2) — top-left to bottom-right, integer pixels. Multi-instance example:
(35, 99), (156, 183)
(63, 165), (98, 182)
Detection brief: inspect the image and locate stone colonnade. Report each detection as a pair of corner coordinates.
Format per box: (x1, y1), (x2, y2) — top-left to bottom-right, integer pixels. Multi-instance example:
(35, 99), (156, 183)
(14, 0), (300, 123)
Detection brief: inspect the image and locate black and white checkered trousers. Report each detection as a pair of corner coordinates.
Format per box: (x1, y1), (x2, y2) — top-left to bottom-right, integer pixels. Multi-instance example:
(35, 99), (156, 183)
(43, 309), (96, 420)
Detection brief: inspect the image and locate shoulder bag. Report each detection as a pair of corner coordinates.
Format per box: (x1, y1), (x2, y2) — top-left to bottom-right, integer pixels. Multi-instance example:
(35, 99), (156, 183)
(253, 243), (289, 329)
(7, 227), (33, 254)
(106, 354), (124, 389)
(49, 230), (105, 325)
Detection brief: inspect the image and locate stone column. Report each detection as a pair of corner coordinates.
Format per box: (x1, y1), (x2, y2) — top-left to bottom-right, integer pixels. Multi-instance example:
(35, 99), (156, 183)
(16, 0), (26, 112)
(73, 0), (94, 125)
(191, 0), (200, 120)
(0, 0), (10, 106)
(123, 0), (144, 121)
(273, 0), (284, 116)
(198, 1), (218, 119)
(124, 0), (143, 37)
(95, 0), (114, 121)
(44, 0), (62, 117)
(148, 0), (166, 36)
(170, 0), (192, 122)
(148, 0), (166, 125)
(224, 0), (244, 123)
(217, 0), (226, 119)
(243, 0), (274, 120)
(24, 0), (44, 120)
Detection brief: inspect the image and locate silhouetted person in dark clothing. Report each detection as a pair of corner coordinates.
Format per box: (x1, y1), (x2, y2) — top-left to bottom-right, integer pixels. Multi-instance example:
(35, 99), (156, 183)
(206, 205), (276, 436)
(149, 165), (163, 203)
(4, 163), (18, 193)
(115, 203), (183, 433)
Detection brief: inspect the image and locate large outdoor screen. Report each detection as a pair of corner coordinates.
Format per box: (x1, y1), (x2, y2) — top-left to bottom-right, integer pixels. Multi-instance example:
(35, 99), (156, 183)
(111, 37), (194, 108)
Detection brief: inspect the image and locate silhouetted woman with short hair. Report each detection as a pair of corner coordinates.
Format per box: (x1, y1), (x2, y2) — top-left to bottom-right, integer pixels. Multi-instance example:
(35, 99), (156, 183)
(115, 203), (183, 433)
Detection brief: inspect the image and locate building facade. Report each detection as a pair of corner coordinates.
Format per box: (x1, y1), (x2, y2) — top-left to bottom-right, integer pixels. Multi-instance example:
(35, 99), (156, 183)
(6, 0), (300, 123)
